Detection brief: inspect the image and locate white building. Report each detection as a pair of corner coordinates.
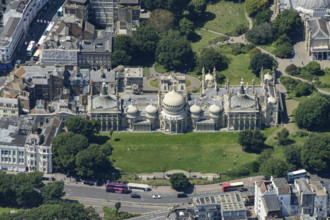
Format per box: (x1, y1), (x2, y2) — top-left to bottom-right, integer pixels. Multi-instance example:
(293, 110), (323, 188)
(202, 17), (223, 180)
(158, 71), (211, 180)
(0, 97), (19, 117)
(0, 0), (50, 71)
(255, 177), (329, 219)
(0, 116), (62, 174)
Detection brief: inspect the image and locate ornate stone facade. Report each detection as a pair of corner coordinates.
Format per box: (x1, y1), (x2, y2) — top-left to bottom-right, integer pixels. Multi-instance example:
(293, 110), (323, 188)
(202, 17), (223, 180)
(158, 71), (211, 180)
(87, 68), (283, 134)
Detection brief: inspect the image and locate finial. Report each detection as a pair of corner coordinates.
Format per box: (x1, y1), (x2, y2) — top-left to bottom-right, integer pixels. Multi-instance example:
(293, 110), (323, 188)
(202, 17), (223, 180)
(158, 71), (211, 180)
(89, 79), (93, 85)
(202, 66), (205, 75)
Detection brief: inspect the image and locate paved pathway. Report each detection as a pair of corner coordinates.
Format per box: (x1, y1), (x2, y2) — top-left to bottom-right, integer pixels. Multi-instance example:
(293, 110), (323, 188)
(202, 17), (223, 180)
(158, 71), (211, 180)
(199, 19), (330, 96)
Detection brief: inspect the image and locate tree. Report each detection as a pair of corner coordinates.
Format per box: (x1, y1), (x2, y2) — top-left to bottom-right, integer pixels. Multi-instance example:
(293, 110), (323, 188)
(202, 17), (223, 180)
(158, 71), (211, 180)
(245, 22), (273, 45)
(285, 64), (299, 76)
(293, 83), (315, 97)
(258, 149), (273, 165)
(75, 144), (114, 179)
(248, 48), (261, 59)
(132, 23), (159, 59)
(295, 96), (330, 131)
(179, 18), (194, 39)
(254, 9), (271, 26)
(147, 9), (174, 34)
(275, 128), (290, 145)
(142, 0), (164, 11)
(284, 145), (301, 170)
(249, 53), (276, 76)
(156, 30), (194, 71)
(111, 50), (132, 67)
(197, 47), (226, 73)
(303, 61), (323, 76)
(272, 9), (303, 41)
(301, 134), (330, 176)
(65, 116), (99, 139)
(261, 158), (289, 178)
(42, 181), (65, 203)
(238, 130), (266, 153)
(113, 35), (133, 53)
(188, 0), (207, 19)
(115, 202), (121, 213)
(245, 0), (268, 17)
(52, 132), (89, 174)
(0, 202), (100, 220)
(170, 173), (190, 191)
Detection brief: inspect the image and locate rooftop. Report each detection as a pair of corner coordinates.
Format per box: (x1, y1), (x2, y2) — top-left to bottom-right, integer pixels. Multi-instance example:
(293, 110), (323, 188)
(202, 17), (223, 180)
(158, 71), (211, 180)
(263, 194), (281, 212)
(272, 178), (290, 194)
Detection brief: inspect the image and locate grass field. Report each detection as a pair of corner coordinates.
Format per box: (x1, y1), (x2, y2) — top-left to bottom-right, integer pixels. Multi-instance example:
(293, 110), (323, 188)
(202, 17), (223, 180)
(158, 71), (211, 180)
(318, 73), (330, 92)
(219, 53), (260, 85)
(108, 132), (258, 174)
(201, 0), (248, 35)
(143, 67), (150, 77)
(192, 29), (219, 53)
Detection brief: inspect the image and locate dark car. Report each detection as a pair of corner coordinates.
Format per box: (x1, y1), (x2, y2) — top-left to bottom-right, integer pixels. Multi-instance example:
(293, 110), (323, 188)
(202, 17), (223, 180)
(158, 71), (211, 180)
(131, 194), (141, 198)
(177, 192), (188, 198)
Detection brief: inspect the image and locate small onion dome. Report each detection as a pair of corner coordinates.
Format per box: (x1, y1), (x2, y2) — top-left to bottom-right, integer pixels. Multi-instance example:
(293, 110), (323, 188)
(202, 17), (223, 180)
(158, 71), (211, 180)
(190, 104), (201, 114)
(209, 104), (221, 114)
(162, 90), (185, 114)
(146, 104), (157, 115)
(268, 96), (277, 104)
(264, 72), (273, 81)
(116, 65), (125, 72)
(127, 104), (138, 115)
(205, 73), (214, 81)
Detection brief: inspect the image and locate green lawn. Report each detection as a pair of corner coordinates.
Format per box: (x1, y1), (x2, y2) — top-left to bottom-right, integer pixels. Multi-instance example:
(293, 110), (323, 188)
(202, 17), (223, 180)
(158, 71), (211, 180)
(150, 79), (159, 88)
(143, 67), (150, 77)
(219, 53), (260, 85)
(260, 44), (276, 55)
(192, 29), (219, 53)
(201, 0), (248, 35)
(318, 73), (330, 92)
(108, 132), (258, 174)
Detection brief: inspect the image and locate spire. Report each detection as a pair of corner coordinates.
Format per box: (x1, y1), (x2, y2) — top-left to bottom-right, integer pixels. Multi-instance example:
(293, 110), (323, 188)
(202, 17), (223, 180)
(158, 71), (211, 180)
(100, 65), (105, 78)
(202, 66), (205, 75)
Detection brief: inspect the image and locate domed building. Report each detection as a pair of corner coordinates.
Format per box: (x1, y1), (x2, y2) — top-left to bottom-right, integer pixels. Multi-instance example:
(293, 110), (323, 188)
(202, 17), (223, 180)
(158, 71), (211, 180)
(159, 88), (188, 133)
(85, 66), (282, 133)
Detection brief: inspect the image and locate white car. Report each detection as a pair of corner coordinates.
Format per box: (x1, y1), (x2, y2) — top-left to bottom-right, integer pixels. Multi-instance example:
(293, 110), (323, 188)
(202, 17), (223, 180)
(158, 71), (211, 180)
(152, 194), (161, 199)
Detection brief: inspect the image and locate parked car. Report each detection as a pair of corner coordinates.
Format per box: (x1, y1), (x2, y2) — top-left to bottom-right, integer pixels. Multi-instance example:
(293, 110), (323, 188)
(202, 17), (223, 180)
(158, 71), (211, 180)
(131, 194), (141, 198)
(152, 194), (161, 199)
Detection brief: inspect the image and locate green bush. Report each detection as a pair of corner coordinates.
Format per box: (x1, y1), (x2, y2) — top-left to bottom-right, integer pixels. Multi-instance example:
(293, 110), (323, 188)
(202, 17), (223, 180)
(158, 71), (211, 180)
(293, 83), (315, 97)
(285, 64), (299, 76)
(295, 131), (308, 137)
(208, 36), (230, 45)
(248, 48), (261, 59)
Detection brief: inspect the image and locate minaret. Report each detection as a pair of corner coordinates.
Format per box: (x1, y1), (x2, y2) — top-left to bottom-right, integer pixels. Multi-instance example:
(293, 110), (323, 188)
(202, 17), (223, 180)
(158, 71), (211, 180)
(272, 67), (276, 85)
(88, 80), (93, 114)
(252, 78), (256, 94)
(100, 65), (105, 78)
(260, 66), (264, 85)
(201, 66), (205, 96)
(158, 90), (161, 107)
(226, 79), (230, 91)
(213, 66), (217, 92)
(238, 78), (245, 95)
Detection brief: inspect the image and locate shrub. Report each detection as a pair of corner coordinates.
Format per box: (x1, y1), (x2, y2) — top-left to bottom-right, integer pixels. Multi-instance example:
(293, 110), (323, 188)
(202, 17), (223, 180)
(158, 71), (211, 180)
(170, 173), (191, 191)
(293, 83), (315, 97)
(285, 64), (299, 76)
(303, 61), (323, 76)
(248, 48), (261, 59)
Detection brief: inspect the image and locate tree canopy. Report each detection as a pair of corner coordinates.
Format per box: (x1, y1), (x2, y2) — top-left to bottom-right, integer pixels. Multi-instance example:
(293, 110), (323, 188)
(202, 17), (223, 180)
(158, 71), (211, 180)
(272, 9), (303, 41)
(295, 95), (330, 131)
(170, 173), (190, 191)
(156, 30), (194, 71)
(261, 158), (289, 178)
(41, 181), (65, 204)
(65, 117), (100, 140)
(75, 144), (114, 179)
(197, 47), (226, 73)
(188, 0), (207, 19)
(0, 202), (100, 220)
(246, 22), (273, 45)
(147, 9), (174, 34)
(245, 0), (268, 17)
(284, 145), (301, 170)
(238, 130), (266, 153)
(52, 132), (89, 174)
(132, 23), (159, 59)
(179, 18), (195, 39)
(249, 53), (276, 76)
(301, 134), (330, 176)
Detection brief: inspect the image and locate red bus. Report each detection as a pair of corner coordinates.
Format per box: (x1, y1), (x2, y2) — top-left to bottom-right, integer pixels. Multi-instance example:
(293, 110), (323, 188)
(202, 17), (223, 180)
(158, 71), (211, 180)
(106, 182), (128, 194)
(222, 182), (244, 192)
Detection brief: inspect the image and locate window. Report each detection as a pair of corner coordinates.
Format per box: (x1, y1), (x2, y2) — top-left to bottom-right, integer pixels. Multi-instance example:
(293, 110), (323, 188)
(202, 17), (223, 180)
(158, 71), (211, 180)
(11, 110), (15, 114)
(13, 158), (16, 163)
(43, 155), (46, 159)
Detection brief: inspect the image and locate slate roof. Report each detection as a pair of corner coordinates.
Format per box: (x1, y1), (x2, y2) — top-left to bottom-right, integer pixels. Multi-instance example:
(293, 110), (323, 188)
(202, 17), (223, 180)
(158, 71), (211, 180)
(263, 195), (281, 212)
